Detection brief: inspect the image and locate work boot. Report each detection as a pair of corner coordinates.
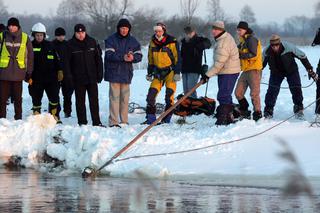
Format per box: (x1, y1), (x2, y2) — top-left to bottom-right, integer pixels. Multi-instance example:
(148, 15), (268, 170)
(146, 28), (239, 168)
(252, 111), (262, 121)
(215, 104), (234, 126)
(141, 114), (156, 125)
(32, 106), (41, 115)
(64, 112), (71, 118)
(294, 105), (304, 119)
(49, 103), (61, 124)
(238, 98), (251, 119)
(264, 107), (274, 119)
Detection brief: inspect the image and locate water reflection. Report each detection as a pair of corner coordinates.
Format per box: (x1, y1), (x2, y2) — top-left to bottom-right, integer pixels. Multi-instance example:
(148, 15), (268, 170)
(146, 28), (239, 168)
(0, 169), (319, 212)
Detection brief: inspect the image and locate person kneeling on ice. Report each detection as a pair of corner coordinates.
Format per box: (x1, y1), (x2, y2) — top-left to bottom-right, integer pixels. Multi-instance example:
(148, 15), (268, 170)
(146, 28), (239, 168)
(201, 21), (241, 126)
(29, 23), (63, 123)
(105, 18), (143, 128)
(143, 22), (181, 125)
(263, 34), (317, 119)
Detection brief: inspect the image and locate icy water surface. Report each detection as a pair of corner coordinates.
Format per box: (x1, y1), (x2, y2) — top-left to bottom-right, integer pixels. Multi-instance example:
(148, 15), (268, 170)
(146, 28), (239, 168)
(0, 169), (319, 213)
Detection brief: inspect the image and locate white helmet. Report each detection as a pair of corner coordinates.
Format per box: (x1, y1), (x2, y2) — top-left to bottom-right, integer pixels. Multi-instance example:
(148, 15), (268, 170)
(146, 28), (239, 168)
(32, 22), (46, 33)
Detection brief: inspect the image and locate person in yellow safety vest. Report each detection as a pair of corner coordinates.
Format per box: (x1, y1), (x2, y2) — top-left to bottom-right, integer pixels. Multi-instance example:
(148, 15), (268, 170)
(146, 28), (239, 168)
(0, 17), (34, 120)
(142, 22), (181, 125)
(29, 23), (63, 123)
(234, 21), (263, 121)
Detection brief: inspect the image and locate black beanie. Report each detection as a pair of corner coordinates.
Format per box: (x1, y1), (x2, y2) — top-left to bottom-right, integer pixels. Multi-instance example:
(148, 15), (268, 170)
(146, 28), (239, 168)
(237, 21), (249, 30)
(7, 17), (20, 28)
(117, 19), (131, 31)
(55, 27), (66, 36)
(74, 24), (86, 33)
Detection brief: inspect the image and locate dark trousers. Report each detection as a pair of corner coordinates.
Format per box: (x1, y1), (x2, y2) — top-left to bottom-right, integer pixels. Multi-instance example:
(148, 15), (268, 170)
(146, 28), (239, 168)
(0, 81), (23, 120)
(29, 82), (60, 115)
(265, 71), (303, 109)
(316, 62), (320, 114)
(60, 81), (74, 115)
(217, 73), (239, 105)
(74, 83), (101, 126)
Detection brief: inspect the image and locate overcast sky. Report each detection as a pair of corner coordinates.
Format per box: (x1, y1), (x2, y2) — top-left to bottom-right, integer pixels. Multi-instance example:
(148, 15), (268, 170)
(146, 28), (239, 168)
(3, 0), (317, 24)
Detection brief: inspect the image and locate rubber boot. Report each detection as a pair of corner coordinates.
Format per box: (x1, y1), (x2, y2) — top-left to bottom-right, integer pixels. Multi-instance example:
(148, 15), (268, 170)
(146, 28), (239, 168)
(32, 106), (41, 115)
(238, 98), (251, 119)
(215, 104), (234, 126)
(252, 111), (262, 121)
(294, 105), (304, 119)
(264, 107), (274, 119)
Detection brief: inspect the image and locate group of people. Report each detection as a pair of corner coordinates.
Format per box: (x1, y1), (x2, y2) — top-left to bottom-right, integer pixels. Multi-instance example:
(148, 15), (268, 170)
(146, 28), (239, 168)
(0, 17), (319, 128)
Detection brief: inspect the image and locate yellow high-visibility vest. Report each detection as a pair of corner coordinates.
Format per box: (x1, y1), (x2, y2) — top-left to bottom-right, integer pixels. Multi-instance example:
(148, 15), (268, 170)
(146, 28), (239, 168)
(0, 32), (28, 69)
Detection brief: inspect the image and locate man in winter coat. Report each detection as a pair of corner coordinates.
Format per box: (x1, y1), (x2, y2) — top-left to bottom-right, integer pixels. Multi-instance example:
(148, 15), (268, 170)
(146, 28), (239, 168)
(65, 24), (104, 127)
(263, 34), (317, 119)
(52, 27), (74, 118)
(311, 28), (320, 117)
(143, 22), (181, 125)
(29, 23), (63, 123)
(0, 17), (34, 120)
(104, 19), (142, 128)
(181, 26), (211, 98)
(201, 21), (241, 125)
(234, 21), (263, 121)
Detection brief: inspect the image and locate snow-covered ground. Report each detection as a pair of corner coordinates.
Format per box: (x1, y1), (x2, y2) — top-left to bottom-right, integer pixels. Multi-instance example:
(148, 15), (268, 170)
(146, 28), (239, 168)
(0, 46), (319, 179)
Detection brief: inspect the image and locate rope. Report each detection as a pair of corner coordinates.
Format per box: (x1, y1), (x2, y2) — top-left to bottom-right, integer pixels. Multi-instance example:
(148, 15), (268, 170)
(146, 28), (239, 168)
(260, 80), (314, 89)
(116, 97), (320, 163)
(128, 102), (165, 114)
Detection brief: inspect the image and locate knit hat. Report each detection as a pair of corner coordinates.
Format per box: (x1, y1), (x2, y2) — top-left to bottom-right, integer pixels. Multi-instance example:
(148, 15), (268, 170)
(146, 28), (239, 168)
(270, 34), (281, 45)
(184, 26), (195, 34)
(7, 17), (20, 28)
(154, 22), (166, 32)
(237, 21), (249, 30)
(117, 18), (131, 31)
(74, 24), (86, 33)
(212, 21), (225, 30)
(55, 27), (66, 36)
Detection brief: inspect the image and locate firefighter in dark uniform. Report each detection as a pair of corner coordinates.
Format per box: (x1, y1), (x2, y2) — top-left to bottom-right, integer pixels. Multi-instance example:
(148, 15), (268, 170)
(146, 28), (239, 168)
(53, 27), (74, 118)
(29, 23), (63, 123)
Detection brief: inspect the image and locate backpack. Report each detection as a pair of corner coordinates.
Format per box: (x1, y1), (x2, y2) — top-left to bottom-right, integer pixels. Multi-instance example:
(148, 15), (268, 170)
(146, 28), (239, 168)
(174, 94), (216, 117)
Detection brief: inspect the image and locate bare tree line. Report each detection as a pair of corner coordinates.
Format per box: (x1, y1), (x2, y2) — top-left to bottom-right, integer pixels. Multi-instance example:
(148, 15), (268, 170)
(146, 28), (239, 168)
(0, 0), (319, 45)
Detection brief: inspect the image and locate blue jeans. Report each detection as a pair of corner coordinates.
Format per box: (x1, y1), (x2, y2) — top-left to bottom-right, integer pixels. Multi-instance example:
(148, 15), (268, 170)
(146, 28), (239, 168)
(217, 73), (239, 105)
(264, 71), (303, 109)
(182, 73), (200, 98)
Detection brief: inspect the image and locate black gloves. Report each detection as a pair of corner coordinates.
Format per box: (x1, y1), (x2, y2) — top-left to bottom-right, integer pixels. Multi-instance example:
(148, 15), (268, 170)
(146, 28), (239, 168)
(201, 64), (208, 75)
(201, 73), (209, 84)
(307, 69), (319, 82)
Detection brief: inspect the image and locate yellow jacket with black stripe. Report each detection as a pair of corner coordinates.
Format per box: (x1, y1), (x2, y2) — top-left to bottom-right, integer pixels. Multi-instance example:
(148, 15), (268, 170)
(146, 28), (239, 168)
(147, 34), (181, 75)
(238, 32), (263, 71)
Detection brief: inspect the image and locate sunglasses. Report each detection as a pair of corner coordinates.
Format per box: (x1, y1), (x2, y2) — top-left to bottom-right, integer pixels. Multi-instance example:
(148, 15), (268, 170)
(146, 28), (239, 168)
(271, 43), (280, 47)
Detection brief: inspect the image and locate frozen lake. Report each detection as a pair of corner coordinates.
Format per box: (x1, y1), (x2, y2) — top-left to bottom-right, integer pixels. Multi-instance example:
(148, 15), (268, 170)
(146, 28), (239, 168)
(0, 169), (320, 212)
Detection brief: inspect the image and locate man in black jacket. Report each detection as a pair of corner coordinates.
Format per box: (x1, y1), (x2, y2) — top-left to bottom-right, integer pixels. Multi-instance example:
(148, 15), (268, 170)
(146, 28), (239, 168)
(263, 34), (317, 119)
(29, 23), (63, 123)
(65, 24), (104, 127)
(181, 26), (211, 98)
(311, 28), (320, 117)
(53, 27), (74, 118)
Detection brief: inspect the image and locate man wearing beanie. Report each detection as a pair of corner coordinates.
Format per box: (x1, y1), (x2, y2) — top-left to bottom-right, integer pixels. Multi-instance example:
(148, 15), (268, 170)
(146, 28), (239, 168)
(143, 22), (181, 125)
(0, 17), (34, 120)
(52, 27), (74, 118)
(201, 21), (241, 125)
(263, 34), (317, 119)
(234, 21), (263, 121)
(311, 29), (320, 119)
(104, 18), (142, 128)
(181, 25), (211, 98)
(65, 24), (104, 127)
